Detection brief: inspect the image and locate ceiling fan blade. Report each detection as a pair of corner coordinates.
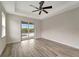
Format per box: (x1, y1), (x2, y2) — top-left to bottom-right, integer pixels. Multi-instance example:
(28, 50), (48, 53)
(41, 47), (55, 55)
(39, 11), (42, 15)
(30, 5), (39, 9)
(43, 9), (48, 14)
(43, 6), (52, 9)
(32, 10), (39, 12)
(39, 1), (44, 10)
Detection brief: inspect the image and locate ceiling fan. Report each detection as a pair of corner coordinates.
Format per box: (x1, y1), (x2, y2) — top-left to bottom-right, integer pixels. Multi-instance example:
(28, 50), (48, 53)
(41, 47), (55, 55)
(30, 1), (52, 15)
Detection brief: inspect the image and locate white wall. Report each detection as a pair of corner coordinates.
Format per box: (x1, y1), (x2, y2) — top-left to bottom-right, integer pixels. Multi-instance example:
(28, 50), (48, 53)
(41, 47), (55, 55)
(0, 3), (6, 55)
(41, 7), (79, 49)
(6, 14), (21, 43)
(6, 14), (41, 44)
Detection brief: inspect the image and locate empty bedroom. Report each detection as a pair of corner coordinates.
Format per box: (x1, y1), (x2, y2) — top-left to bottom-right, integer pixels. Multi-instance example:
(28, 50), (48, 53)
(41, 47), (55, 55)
(0, 1), (79, 57)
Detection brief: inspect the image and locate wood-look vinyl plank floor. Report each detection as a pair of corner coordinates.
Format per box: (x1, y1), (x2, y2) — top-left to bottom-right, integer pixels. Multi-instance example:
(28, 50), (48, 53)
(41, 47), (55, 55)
(1, 38), (79, 57)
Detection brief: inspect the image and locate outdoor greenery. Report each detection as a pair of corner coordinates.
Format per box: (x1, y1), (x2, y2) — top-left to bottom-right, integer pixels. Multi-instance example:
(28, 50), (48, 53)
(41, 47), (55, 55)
(22, 21), (33, 24)
(21, 28), (34, 33)
(21, 21), (34, 33)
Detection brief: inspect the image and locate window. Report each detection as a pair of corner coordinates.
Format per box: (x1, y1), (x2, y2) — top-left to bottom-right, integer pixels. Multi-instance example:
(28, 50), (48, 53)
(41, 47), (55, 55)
(2, 12), (6, 38)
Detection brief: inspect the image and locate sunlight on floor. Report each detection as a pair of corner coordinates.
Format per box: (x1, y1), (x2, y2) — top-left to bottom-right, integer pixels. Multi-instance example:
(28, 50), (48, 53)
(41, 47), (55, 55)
(29, 39), (35, 43)
(21, 39), (35, 46)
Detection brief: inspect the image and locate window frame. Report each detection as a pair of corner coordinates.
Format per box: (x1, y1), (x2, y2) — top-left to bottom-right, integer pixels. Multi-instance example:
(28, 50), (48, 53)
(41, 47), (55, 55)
(1, 12), (6, 38)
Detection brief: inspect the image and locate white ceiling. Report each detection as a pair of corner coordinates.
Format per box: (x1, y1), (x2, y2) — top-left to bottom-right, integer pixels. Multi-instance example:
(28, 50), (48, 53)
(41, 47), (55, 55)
(1, 1), (79, 20)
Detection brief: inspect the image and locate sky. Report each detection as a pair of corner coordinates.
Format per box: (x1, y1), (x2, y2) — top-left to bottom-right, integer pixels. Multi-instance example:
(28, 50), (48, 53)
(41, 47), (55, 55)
(22, 24), (34, 29)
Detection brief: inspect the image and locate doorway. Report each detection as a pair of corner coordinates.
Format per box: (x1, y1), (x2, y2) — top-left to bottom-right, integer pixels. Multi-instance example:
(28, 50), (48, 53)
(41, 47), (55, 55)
(21, 21), (35, 41)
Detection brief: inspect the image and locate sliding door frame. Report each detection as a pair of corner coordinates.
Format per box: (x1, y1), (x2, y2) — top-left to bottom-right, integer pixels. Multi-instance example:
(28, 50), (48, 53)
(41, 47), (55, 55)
(20, 21), (35, 41)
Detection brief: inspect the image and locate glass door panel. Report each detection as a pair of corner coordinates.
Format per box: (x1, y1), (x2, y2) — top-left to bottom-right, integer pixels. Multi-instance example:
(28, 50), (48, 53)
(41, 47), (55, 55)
(28, 22), (35, 39)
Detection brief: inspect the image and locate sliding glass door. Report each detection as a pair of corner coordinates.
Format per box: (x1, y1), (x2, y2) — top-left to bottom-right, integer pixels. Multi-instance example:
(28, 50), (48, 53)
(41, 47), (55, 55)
(21, 21), (35, 41)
